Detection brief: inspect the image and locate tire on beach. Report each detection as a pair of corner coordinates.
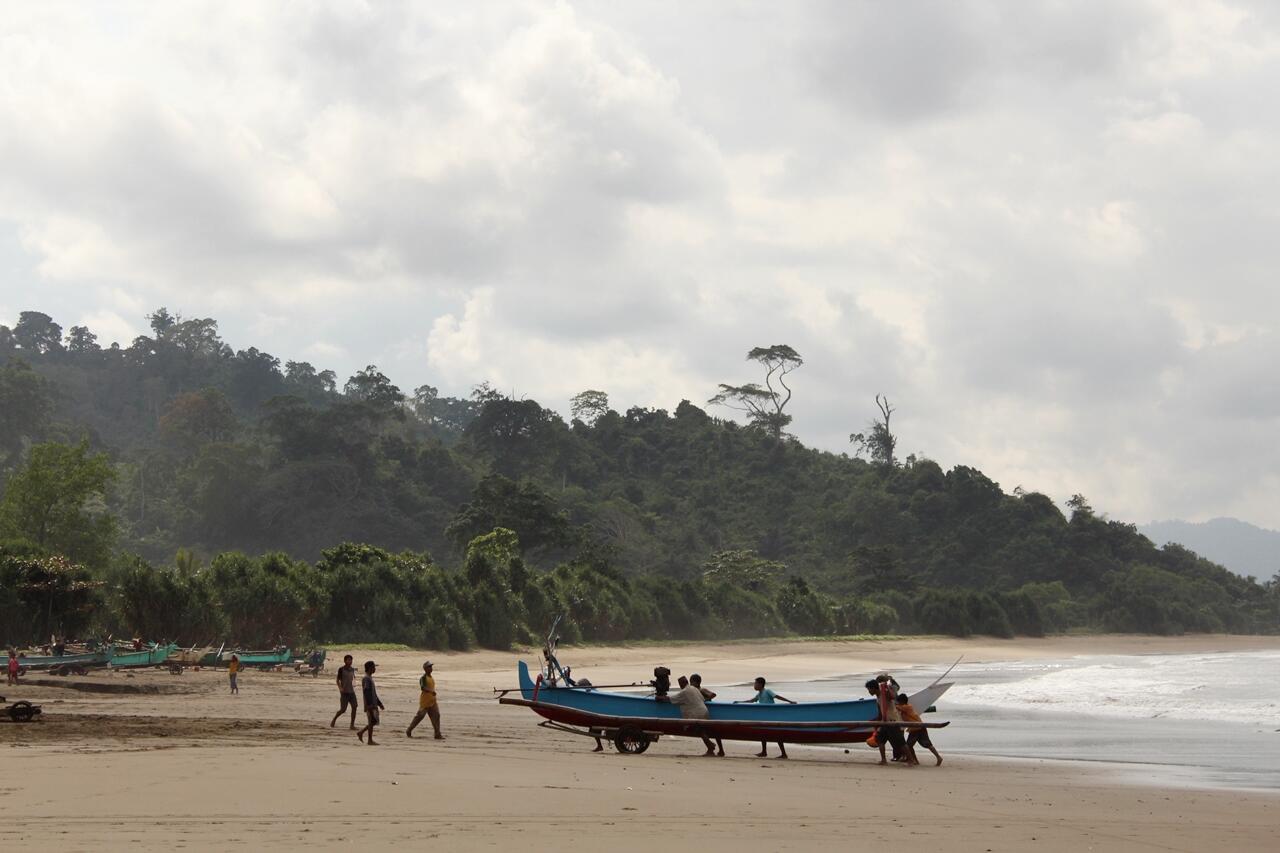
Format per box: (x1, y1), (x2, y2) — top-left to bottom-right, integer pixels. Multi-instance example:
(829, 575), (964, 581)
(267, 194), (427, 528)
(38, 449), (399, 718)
(613, 727), (651, 755)
(9, 701), (36, 722)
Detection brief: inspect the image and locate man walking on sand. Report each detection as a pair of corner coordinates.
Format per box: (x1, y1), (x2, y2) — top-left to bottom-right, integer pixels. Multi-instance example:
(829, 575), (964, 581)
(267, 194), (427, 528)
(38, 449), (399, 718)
(331, 654), (358, 729)
(357, 661), (384, 745)
(406, 661), (444, 739)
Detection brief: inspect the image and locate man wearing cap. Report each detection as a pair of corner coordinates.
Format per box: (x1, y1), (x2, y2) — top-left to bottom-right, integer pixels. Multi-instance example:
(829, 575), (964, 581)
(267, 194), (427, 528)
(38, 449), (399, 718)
(406, 660), (444, 740)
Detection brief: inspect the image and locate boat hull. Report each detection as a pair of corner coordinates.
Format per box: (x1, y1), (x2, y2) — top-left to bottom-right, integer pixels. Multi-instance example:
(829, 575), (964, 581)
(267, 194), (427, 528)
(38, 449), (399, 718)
(13, 650), (111, 670)
(109, 643), (178, 668)
(222, 648), (293, 667)
(512, 661), (951, 745)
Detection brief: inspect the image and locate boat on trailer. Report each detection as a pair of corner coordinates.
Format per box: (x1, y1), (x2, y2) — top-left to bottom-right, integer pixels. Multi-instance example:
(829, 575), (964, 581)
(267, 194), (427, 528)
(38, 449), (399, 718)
(497, 620), (953, 754)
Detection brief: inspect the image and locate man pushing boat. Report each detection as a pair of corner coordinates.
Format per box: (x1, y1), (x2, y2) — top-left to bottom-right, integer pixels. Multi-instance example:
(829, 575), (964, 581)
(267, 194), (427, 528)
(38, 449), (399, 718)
(666, 675), (721, 757)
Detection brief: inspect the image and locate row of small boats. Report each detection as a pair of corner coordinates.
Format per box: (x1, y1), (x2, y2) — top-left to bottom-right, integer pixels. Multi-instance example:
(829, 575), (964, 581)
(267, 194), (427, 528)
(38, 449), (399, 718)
(13, 643), (316, 674)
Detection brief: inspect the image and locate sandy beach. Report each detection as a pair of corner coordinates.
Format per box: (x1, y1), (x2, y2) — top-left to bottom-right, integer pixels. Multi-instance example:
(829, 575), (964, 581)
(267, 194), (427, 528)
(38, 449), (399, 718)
(3, 634), (1277, 851)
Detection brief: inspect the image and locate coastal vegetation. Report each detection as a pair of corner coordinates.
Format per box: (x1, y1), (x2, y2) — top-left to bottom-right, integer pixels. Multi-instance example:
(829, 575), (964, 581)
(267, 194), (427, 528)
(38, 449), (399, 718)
(2, 309), (1277, 648)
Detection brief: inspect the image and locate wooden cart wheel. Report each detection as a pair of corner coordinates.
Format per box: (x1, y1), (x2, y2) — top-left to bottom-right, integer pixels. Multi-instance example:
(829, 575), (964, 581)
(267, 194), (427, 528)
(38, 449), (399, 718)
(9, 701), (35, 722)
(613, 727), (651, 755)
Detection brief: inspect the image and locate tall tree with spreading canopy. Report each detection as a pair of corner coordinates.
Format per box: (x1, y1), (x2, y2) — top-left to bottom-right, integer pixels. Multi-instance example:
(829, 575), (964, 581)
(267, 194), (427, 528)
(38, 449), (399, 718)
(13, 311), (64, 355)
(708, 344), (803, 438)
(570, 389), (610, 425)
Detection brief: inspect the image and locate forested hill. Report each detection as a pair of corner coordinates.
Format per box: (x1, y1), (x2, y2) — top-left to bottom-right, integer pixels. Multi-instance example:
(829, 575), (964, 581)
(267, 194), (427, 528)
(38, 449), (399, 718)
(2, 308), (1278, 644)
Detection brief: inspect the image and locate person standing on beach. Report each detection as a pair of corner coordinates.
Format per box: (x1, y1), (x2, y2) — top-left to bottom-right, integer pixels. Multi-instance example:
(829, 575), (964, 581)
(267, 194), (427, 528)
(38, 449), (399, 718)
(406, 660), (443, 740)
(735, 676), (796, 759)
(331, 654), (358, 729)
(690, 673), (724, 756)
(228, 654), (240, 694)
(7, 649), (18, 685)
(357, 660), (384, 745)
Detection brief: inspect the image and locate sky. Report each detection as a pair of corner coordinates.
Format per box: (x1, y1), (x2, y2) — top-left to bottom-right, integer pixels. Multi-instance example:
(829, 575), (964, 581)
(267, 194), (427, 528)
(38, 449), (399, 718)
(2, 1), (1278, 530)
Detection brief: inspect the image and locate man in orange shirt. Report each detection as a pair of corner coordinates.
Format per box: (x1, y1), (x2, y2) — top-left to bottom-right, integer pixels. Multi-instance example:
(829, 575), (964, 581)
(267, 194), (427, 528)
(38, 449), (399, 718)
(896, 693), (942, 766)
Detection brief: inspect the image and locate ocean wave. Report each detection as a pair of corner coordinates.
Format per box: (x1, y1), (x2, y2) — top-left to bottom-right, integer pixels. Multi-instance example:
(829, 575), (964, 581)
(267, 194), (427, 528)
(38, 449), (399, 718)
(946, 651), (1280, 726)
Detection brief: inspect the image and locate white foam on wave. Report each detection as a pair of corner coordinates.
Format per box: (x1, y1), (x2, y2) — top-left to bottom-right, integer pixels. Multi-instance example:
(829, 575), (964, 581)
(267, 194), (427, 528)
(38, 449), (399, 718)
(947, 651), (1280, 726)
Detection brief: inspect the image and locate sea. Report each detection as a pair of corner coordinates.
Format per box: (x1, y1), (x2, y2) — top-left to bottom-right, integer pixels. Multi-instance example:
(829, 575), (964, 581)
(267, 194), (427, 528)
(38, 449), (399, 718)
(769, 650), (1280, 792)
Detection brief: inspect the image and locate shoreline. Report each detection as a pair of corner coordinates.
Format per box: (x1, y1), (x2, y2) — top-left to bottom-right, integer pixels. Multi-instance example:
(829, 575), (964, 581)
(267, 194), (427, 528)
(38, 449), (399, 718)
(4, 633), (1277, 851)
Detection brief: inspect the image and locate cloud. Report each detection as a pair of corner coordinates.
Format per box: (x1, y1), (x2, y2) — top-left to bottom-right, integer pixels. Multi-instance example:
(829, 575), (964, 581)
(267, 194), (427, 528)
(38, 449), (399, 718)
(1, 1), (1279, 529)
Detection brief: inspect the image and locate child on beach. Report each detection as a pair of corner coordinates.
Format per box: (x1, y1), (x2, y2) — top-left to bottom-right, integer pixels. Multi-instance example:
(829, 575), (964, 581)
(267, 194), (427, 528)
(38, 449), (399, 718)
(7, 649), (18, 685)
(228, 654), (240, 694)
(897, 693), (942, 766)
(357, 661), (385, 745)
(735, 676), (797, 759)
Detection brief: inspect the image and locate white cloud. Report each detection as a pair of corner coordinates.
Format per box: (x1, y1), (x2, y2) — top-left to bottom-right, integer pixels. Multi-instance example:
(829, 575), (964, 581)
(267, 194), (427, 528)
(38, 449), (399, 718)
(1, 1), (1279, 528)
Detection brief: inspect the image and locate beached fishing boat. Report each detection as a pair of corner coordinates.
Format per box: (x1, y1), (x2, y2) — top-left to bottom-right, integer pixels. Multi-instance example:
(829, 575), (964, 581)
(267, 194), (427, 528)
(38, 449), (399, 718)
(13, 648), (112, 673)
(498, 620), (953, 754)
(167, 642), (225, 668)
(221, 647), (293, 668)
(109, 643), (179, 668)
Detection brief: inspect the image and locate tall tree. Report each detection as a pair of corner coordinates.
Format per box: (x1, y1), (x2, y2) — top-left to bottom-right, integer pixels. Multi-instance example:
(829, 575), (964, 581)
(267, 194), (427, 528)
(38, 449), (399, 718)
(65, 325), (100, 354)
(708, 344), (803, 438)
(849, 394), (898, 467)
(13, 311), (64, 355)
(0, 441), (117, 566)
(344, 364), (405, 409)
(570, 389), (610, 425)
(0, 359), (54, 467)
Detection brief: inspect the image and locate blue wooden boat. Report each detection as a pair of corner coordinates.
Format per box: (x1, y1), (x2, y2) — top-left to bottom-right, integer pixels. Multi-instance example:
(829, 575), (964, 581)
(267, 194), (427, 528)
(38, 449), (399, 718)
(500, 662), (952, 753)
(14, 648), (112, 672)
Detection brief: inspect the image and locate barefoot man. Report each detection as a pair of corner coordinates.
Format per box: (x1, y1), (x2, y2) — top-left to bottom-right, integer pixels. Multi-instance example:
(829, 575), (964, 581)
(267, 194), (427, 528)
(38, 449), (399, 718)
(331, 654), (358, 729)
(406, 661), (443, 739)
(356, 661), (384, 745)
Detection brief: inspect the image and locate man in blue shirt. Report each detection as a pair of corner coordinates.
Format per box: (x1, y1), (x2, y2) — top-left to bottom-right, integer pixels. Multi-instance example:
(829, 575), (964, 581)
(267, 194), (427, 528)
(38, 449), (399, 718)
(735, 676), (796, 759)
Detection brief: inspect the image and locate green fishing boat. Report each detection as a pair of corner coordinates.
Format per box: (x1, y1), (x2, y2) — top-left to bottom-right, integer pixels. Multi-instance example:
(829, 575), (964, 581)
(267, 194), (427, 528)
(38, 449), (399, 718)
(222, 647), (293, 668)
(109, 643), (178, 668)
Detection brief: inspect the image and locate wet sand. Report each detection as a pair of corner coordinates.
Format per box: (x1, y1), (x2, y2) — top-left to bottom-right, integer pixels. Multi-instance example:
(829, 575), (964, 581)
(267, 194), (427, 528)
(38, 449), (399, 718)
(3, 634), (1276, 851)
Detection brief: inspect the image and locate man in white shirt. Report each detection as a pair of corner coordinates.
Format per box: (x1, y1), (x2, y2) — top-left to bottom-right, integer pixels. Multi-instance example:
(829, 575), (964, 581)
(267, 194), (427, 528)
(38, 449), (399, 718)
(667, 675), (718, 756)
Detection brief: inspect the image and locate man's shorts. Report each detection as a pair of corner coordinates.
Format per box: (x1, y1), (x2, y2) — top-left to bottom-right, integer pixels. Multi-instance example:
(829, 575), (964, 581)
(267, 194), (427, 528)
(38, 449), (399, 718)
(907, 728), (933, 749)
(877, 725), (907, 750)
(339, 691), (358, 711)
(418, 693), (437, 713)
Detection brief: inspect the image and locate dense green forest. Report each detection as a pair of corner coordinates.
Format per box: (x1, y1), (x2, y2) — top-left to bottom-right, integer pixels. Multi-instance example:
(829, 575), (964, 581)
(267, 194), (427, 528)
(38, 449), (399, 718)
(2, 308), (1277, 649)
